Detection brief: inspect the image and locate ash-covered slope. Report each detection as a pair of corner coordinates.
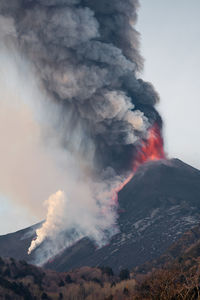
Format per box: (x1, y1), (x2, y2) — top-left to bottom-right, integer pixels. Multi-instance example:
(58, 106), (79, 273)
(0, 222), (42, 262)
(45, 159), (200, 272)
(0, 159), (200, 272)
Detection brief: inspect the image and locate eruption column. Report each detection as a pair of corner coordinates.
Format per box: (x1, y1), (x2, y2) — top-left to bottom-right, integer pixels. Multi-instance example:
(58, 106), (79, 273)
(0, 0), (165, 262)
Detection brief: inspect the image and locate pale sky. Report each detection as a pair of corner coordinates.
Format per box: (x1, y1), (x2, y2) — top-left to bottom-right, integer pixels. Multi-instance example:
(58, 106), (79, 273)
(137, 0), (200, 169)
(0, 1), (200, 235)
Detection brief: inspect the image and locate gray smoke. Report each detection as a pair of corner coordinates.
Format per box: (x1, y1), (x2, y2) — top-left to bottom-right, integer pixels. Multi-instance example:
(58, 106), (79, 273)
(0, 0), (162, 173)
(0, 0), (162, 263)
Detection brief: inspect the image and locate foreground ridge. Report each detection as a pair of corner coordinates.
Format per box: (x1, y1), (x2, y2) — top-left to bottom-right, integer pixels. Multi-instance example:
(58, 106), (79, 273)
(1, 226), (200, 300)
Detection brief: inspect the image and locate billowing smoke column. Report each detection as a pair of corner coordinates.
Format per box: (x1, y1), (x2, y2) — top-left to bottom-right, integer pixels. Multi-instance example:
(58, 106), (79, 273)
(0, 0), (164, 262)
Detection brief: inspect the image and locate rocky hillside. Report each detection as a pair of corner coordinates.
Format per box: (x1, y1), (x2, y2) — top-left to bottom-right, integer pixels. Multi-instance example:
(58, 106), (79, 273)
(1, 229), (200, 300)
(0, 256), (136, 300)
(45, 159), (200, 272)
(0, 159), (200, 273)
(133, 223), (200, 275)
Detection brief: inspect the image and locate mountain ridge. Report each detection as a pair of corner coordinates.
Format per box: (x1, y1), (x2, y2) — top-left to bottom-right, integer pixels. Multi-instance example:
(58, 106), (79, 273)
(0, 158), (200, 272)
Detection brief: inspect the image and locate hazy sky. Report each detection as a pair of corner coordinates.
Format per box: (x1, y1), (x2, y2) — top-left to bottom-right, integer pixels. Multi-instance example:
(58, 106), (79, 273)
(137, 0), (200, 169)
(0, 1), (200, 235)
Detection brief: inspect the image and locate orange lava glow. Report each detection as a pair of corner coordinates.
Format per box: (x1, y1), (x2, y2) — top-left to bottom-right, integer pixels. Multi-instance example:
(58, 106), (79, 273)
(113, 124), (166, 203)
(133, 123), (166, 172)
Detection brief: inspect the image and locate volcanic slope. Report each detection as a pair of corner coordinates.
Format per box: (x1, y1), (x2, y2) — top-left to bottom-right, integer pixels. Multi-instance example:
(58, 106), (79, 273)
(0, 159), (200, 272)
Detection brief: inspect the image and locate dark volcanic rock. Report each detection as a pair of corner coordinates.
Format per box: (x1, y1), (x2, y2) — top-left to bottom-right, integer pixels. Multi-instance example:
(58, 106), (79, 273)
(0, 222), (41, 261)
(45, 159), (200, 272)
(0, 159), (200, 272)
(132, 224), (200, 275)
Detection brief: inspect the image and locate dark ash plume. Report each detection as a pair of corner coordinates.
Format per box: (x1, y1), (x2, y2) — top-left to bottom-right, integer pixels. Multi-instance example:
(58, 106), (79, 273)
(0, 0), (161, 174)
(0, 0), (163, 261)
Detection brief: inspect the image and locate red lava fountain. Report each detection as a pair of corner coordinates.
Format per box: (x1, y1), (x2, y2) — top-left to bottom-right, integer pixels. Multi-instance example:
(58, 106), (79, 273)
(113, 123), (166, 203)
(133, 123), (166, 172)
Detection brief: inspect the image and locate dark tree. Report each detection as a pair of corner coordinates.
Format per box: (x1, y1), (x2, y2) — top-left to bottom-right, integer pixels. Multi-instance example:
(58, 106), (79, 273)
(58, 292), (63, 300)
(101, 266), (114, 277)
(58, 279), (65, 287)
(119, 269), (130, 281)
(123, 287), (129, 296)
(41, 292), (48, 299)
(65, 274), (73, 283)
(110, 281), (116, 287)
(0, 257), (4, 266)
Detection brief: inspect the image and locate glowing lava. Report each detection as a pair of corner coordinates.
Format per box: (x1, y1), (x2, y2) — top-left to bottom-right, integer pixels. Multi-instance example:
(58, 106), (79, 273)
(133, 123), (166, 172)
(113, 123), (166, 202)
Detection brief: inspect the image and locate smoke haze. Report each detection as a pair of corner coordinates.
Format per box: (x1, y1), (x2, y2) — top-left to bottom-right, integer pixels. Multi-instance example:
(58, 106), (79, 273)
(0, 1), (162, 263)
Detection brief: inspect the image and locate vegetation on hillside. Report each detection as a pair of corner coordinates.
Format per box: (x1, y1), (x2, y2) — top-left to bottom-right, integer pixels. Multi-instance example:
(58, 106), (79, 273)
(1, 246), (200, 300)
(1, 226), (200, 299)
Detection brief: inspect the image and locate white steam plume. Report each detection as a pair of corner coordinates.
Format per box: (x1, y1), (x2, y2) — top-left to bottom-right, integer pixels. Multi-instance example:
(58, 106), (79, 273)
(28, 190), (67, 254)
(0, 20), (121, 263)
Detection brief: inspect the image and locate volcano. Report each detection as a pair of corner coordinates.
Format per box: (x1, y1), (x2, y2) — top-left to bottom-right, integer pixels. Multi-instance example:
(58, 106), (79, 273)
(0, 158), (200, 272)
